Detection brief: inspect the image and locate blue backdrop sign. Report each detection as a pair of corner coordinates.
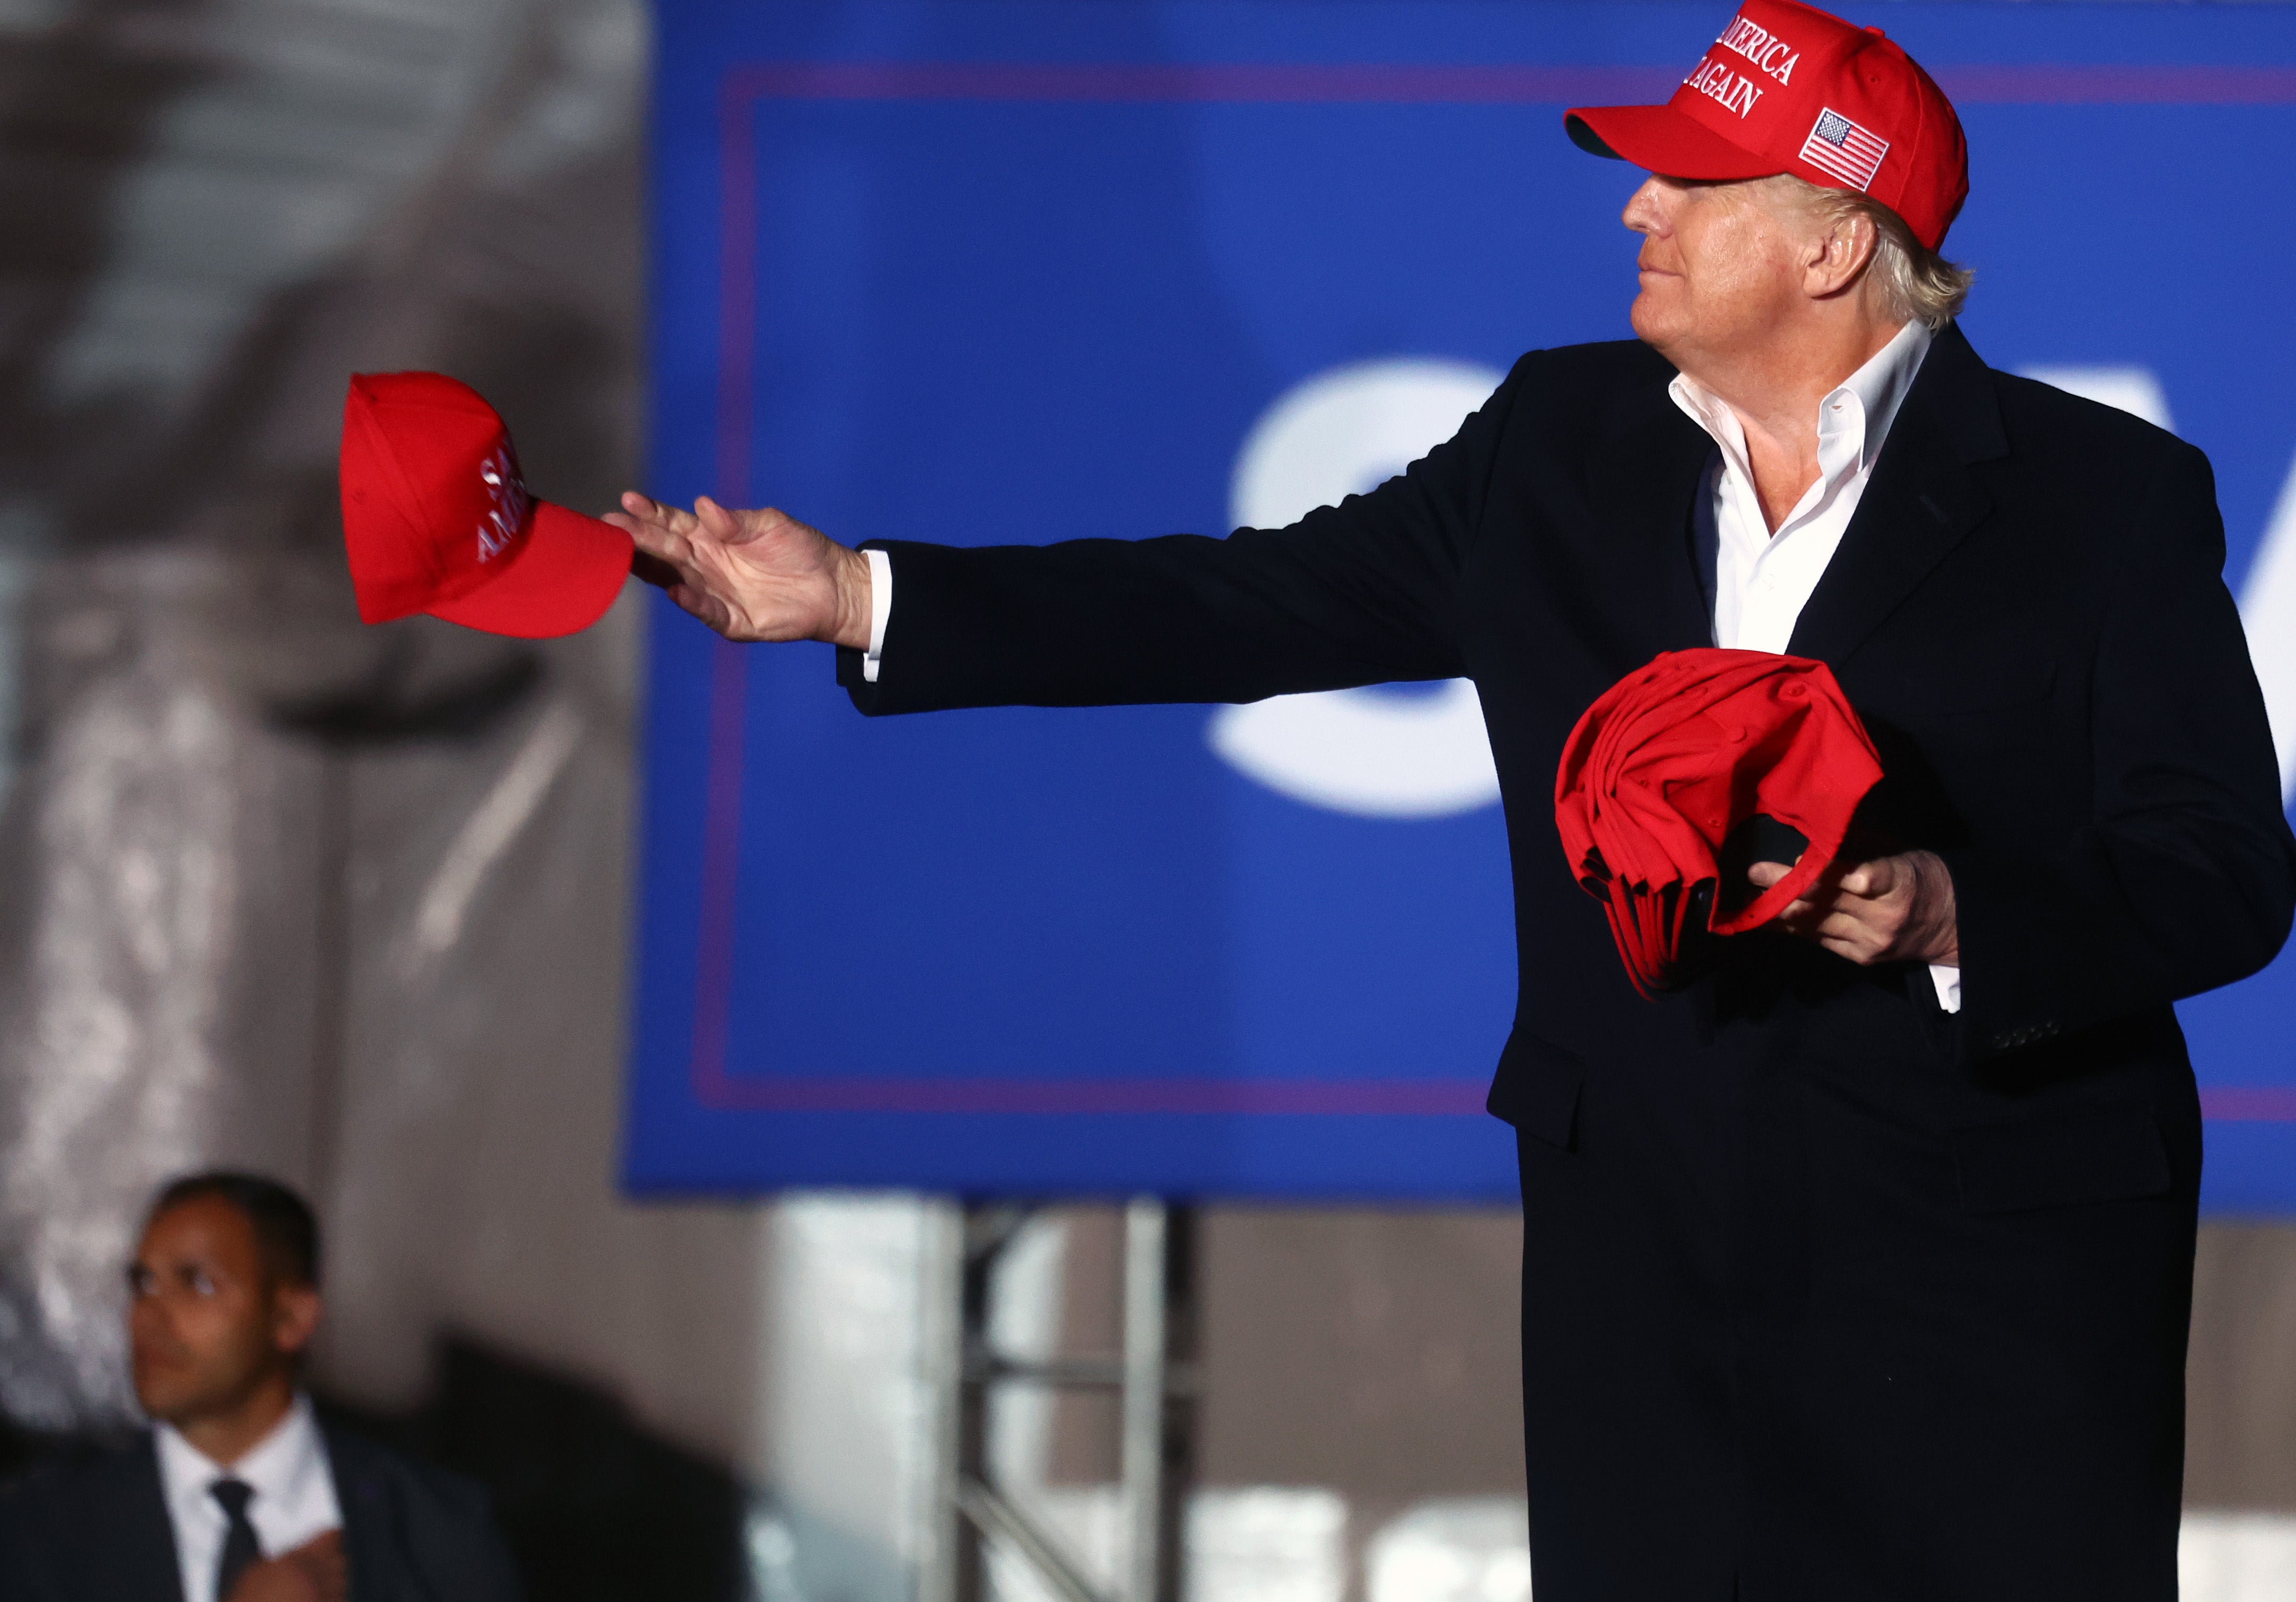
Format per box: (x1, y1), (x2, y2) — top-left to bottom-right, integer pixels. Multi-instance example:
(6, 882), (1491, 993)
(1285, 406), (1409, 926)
(627, 0), (2296, 1206)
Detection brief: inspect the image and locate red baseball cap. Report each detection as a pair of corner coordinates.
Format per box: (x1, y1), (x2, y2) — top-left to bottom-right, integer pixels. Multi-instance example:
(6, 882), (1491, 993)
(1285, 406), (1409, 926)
(1554, 649), (1884, 997)
(1565, 0), (1968, 251)
(339, 372), (633, 638)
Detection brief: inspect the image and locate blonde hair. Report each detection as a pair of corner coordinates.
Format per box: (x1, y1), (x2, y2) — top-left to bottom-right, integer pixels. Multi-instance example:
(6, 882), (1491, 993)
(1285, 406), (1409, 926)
(1770, 174), (1975, 330)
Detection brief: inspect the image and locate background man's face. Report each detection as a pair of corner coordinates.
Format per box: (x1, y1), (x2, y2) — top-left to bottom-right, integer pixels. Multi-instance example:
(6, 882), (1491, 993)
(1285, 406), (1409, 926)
(1623, 173), (1807, 370)
(128, 1196), (314, 1429)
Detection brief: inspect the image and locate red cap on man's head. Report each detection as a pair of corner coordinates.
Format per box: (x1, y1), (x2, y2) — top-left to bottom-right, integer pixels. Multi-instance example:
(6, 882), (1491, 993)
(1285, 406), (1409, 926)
(339, 372), (633, 639)
(1565, 0), (1967, 251)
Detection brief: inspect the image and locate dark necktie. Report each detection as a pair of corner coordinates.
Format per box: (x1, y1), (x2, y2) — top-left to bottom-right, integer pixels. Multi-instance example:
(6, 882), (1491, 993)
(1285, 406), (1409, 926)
(210, 1477), (262, 1602)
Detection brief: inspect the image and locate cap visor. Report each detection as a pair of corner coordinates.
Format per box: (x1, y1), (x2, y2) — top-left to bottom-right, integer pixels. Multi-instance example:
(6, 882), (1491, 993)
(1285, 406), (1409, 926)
(1564, 104), (1784, 181)
(426, 501), (633, 639)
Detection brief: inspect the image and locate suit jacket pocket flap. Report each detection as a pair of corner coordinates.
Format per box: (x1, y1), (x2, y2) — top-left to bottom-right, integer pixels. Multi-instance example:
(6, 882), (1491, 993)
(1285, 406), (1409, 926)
(1950, 1102), (2170, 1214)
(1489, 1030), (1585, 1151)
(1894, 654), (2058, 716)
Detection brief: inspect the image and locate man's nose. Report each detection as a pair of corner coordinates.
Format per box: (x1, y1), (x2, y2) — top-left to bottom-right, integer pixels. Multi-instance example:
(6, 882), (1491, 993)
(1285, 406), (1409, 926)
(1622, 176), (1667, 234)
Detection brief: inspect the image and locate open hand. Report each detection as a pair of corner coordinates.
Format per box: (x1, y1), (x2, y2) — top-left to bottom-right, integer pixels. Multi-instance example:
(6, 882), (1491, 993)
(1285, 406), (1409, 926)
(225, 1529), (347, 1602)
(1748, 849), (1959, 968)
(605, 494), (873, 648)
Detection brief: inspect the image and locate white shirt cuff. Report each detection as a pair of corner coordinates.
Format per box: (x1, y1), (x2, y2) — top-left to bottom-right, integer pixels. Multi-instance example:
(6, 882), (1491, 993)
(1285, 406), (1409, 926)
(863, 548), (890, 684)
(1929, 963), (1962, 1014)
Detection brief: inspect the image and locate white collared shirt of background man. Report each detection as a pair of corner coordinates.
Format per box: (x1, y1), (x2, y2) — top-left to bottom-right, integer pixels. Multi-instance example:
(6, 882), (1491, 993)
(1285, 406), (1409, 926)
(858, 317), (1962, 1011)
(155, 1393), (343, 1602)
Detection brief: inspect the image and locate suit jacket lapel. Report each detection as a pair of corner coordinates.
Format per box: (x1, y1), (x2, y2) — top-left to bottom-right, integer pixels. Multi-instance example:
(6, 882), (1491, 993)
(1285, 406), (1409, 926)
(85, 1436), (186, 1602)
(1786, 322), (2008, 666)
(323, 1426), (401, 1602)
(1584, 372), (1719, 662)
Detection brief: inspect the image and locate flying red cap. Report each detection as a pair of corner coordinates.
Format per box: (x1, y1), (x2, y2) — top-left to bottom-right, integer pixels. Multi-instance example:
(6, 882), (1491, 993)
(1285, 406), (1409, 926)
(339, 372), (633, 639)
(1565, 0), (1968, 251)
(1554, 649), (1884, 998)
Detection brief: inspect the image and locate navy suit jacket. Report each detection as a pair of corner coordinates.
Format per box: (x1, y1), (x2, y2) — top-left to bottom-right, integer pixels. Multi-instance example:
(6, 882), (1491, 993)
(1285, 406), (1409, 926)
(835, 323), (2296, 1601)
(0, 1422), (519, 1602)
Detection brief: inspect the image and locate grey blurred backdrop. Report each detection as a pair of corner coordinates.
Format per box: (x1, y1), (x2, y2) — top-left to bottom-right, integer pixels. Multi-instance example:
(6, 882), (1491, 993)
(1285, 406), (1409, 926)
(0, 3), (2291, 1599)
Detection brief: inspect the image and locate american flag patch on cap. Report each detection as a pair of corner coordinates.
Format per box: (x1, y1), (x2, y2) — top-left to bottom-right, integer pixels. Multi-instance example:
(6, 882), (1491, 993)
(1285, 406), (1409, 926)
(1798, 107), (1889, 191)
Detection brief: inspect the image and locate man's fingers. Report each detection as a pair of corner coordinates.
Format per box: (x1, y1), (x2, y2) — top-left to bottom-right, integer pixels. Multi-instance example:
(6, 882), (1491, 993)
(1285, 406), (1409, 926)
(223, 1534), (346, 1602)
(694, 495), (736, 540)
(667, 582), (733, 634)
(293, 1530), (348, 1597)
(620, 490), (698, 537)
(696, 495), (796, 548)
(696, 495), (769, 546)
(1836, 857), (1899, 898)
(1815, 934), (1876, 964)
(1773, 894), (1881, 943)
(607, 510), (694, 570)
(1788, 900), (1902, 963)
(607, 517), (677, 563)
(630, 550), (683, 591)
(1756, 850), (1948, 966)
(1808, 909), (1874, 944)
(1767, 855), (1899, 906)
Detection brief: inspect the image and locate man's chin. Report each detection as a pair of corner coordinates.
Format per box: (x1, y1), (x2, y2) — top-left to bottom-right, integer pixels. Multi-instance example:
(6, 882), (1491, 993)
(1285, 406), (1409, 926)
(134, 1372), (212, 1426)
(1628, 297), (1682, 355)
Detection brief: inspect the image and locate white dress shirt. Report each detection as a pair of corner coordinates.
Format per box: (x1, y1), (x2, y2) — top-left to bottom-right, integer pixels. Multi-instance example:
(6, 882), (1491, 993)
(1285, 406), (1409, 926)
(1669, 316), (1960, 1013)
(861, 317), (1963, 1010)
(154, 1394), (343, 1602)
(860, 547), (890, 683)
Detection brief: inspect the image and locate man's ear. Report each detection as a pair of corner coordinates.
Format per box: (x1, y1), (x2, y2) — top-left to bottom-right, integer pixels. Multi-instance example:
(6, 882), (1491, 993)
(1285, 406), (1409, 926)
(1805, 210), (1879, 300)
(272, 1282), (323, 1360)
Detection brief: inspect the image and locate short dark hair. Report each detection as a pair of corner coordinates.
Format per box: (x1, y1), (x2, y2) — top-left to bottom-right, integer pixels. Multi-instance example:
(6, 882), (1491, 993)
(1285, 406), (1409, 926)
(148, 1172), (322, 1288)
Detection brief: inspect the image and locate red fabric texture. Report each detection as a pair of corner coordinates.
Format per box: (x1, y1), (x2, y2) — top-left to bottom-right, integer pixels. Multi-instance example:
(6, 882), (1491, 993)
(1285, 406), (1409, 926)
(1564, 0), (1969, 250)
(339, 372), (633, 638)
(1554, 648), (1884, 998)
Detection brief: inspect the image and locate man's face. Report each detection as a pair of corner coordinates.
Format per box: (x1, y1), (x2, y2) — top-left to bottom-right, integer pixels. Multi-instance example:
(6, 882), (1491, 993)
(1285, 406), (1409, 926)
(128, 1197), (317, 1429)
(1623, 173), (1809, 371)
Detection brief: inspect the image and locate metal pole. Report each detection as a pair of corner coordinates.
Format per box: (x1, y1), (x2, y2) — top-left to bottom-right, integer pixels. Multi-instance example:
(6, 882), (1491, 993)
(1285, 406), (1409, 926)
(1121, 1198), (1168, 1602)
(1153, 1207), (1198, 1602)
(938, 1199), (1188, 1602)
(953, 1479), (1107, 1602)
(918, 1198), (967, 1602)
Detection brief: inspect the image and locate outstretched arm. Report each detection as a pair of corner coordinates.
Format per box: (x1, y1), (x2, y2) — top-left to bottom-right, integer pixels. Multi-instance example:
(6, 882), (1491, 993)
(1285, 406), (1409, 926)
(607, 494), (875, 648)
(611, 352), (1531, 712)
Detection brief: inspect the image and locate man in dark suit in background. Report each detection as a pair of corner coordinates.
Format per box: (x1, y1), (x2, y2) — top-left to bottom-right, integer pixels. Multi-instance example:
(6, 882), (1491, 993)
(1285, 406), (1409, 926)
(0, 1173), (519, 1602)
(609, 1), (2296, 1596)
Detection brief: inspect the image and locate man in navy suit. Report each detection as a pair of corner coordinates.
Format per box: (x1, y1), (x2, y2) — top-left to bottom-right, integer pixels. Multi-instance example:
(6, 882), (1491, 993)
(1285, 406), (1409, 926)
(0, 1174), (519, 1602)
(611, 2), (2296, 1596)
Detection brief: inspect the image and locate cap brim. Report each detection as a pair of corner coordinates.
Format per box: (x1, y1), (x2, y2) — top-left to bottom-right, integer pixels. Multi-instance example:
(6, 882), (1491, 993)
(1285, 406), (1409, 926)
(1564, 104), (1785, 182)
(426, 501), (633, 639)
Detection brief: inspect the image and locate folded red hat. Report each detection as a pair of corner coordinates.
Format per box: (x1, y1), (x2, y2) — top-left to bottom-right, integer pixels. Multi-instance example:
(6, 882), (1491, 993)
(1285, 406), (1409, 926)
(1564, 0), (1969, 251)
(1554, 648), (1884, 998)
(339, 372), (633, 638)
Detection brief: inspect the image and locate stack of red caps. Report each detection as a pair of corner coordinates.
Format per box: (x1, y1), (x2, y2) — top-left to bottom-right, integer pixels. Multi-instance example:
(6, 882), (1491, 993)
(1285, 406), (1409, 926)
(339, 372), (634, 638)
(1553, 648), (1884, 997)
